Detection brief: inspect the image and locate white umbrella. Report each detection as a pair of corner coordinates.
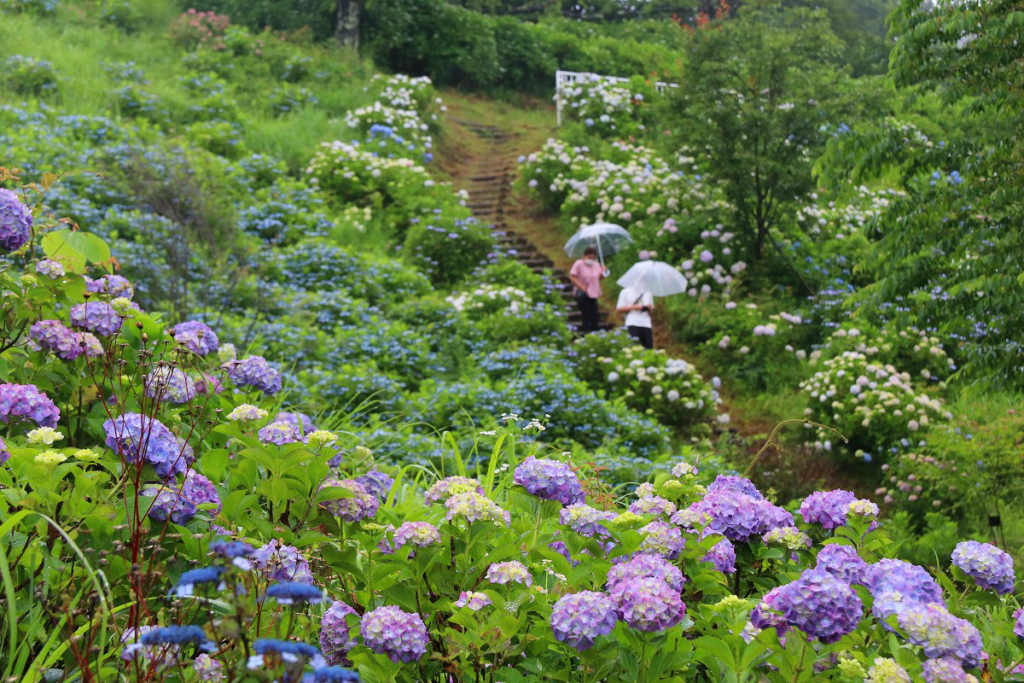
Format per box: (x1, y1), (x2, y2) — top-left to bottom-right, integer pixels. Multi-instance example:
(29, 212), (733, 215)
(564, 222), (633, 266)
(616, 260), (689, 297)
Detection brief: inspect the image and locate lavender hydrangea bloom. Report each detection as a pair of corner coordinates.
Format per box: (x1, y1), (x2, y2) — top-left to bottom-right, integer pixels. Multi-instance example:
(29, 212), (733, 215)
(0, 436), (9, 466)
(30, 320), (80, 360)
(763, 526), (812, 550)
(455, 591), (492, 611)
(181, 470), (221, 514)
(799, 490), (857, 530)
(676, 488), (793, 543)
(35, 259), (65, 278)
(143, 485), (197, 525)
(486, 561), (533, 586)
(90, 275), (134, 299)
(1015, 608), (1024, 641)
(70, 301), (123, 337)
(356, 469), (394, 501)
(613, 576), (687, 632)
(425, 476), (484, 504)
(103, 413), (193, 479)
(145, 367), (197, 404)
(0, 383), (61, 428)
(192, 654), (223, 681)
(897, 603), (983, 667)
(275, 411), (315, 433)
(75, 332), (104, 357)
(703, 537), (737, 574)
(359, 606), (429, 663)
(444, 491), (510, 527)
(320, 478), (379, 522)
(863, 559), (943, 617)
(170, 320), (219, 356)
(513, 455), (585, 505)
(321, 600), (359, 665)
(816, 545), (868, 585)
(759, 568), (863, 643)
(222, 355), (282, 395)
(629, 495), (677, 517)
(392, 522), (441, 550)
(922, 657), (968, 683)
(639, 520), (685, 559)
(607, 553), (686, 596)
(258, 421), (306, 445)
(551, 591), (618, 650)
(0, 188), (32, 251)
(559, 503), (615, 538)
(707, 475), (764, 499)
(951, 540), (1016, 594)
(750, 586), (788, 635)
(251, 540), (314, 583)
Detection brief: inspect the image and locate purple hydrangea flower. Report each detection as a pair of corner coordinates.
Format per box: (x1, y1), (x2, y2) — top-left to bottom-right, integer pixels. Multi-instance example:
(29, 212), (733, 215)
(0, 188), (32, 251)
(75, 331), (104, 357)
(251, 540), (314, 583)
(443, 491), (511, 527)
(607, 553), (686, 596)
(222, 355), (282, 395)
(121, 626), (176, 668)
(613, 576), (687, 632)
(359, 606), (428, 663)
(170, 320), (219, 356)
(922, 657), (968, 683)
(258, 421), (306, 445)
(70, 301), (123, 337)
(193, 372), (222, 396)
(950, 540), (1016, 595)
(145, 367), (197, 404)
(675, 488), (793, 543)
(392, 521), (440, 551)
(455, 591), (492, 611)
(320, 478), (379, 522)
(86, 274), (134, 300)
(321, 600), (359, 665)
(192, 654), (223, 681)
(756, 568), (863, 643)
(486, 561), (532, 586)
(425, 476), (484, 504)
(275, 411), (315, 433)
(551, 591), (618, 650)
(863, 559), (943, 617)
(896, 603), (983, 667)
(707, 475), (764, 499)
(1015, 608), (1024, 641)
(703, 537), (737, 574)
(35, 259), (64, 278)
(799, 490), (857, 530)
(750, 586), (788, 635)
(143, 485), (197, 525)
(0, 436), (9, 466)
(513, 456), (585, 505)
(629, 495), (677, 517)
(103, 413), (193, 479)
(181, 470), (221, 514)
(356, 469), (394, 501)
(559, 503), (615, 538)
(638, 520), (685, 559)
(816, 544), (868, 585)
(29, 320), (80, 360)
(0, 383), (61, 428)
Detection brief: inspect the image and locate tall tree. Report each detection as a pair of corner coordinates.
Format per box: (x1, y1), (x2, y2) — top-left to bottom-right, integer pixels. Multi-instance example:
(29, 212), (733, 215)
(336, 0), (360, 47)
(672, 0), (845, 262)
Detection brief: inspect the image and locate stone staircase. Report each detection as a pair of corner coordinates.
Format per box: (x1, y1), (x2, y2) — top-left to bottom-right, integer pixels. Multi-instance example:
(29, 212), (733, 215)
(456, 119), (613, 333)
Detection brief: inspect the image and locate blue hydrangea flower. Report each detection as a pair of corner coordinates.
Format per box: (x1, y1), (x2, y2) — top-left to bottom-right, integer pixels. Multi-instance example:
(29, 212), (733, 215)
(173, 566), (227, 598)
(559, 503), (615, 538)
(70, 301), (123, 337)
(676, 488), (792, 543)
(210, 539), (255, 570)
(252, 540), (314, 583)
(307, 666), (362, 682)
(259, 421), (306, 445)
(922, 657), (968, 683)
(319, 478), (379, 522)
(222, 355), (282, 395)
(0, 383), (61, 429)
(170, 320), (219, 356)
(181, 470), (220, 514)
(951, 540), (1016, 594)
(34, 259), (65, 279)
(607, 553), (686, 596)
(0, 188), (32, 251)
(265, 581), (324, 605)
(897, 603), (983, 667)
(755, 568), (863, 643)
(486, 560), (533, 586)
(513, 455), (585, 505)
(103, 413), (193, 479)
(707, 475), (763, 499)
(140, 625), (215, 652)
(275, 411), (315, 432)
(86, 274), (134, 300)
(613, 576), (687, 632)
(320, 600), (359, 665)
(638, 520), (685, 559)
(29, 320), (80, 360)
(863, 559), (943, 620)
(251, 639), (322, 668)
(359, 606), (429, 663)
(356, 469), (394, 500)
(703, 536), (737, 574)
(799, 490), (857, 530)
(143, 485), (197, 525)
(145, 367), (197, 404)
(816, 544), (867, 585)
(551, 591), (618, 650)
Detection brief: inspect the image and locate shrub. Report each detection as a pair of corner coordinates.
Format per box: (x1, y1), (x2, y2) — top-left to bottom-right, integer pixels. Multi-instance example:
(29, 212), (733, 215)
(2, 55), (59, 96)
(185, 120), (246, 158)
(100, 0), (143, 33)
(268, 85), (318, 115)
(169, 9), (232, 51)
(403, 213), (494, 288)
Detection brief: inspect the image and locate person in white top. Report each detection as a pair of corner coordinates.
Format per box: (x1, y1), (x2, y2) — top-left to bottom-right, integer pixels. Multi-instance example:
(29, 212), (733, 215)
(616, 285), (654, 349)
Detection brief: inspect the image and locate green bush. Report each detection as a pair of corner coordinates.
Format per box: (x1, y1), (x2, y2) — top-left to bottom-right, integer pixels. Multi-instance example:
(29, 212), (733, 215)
(403, 213), (495, 288)
(2, 54), (59, 95)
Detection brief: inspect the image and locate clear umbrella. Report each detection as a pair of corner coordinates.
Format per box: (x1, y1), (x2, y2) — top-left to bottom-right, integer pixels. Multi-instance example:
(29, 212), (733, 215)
(616, 260), (689, 297)
(564, 222), (633, 266)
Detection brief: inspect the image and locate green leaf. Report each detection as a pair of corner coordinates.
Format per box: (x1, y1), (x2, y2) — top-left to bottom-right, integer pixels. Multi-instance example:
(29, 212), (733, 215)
(40, 230), (111, 273)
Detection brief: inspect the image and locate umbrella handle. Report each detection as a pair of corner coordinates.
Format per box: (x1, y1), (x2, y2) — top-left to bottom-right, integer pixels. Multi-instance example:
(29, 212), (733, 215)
(596, 237), (604, 267)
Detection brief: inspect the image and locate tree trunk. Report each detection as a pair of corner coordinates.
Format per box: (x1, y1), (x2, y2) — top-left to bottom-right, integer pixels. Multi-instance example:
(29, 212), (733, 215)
(335, 0), (359, 49)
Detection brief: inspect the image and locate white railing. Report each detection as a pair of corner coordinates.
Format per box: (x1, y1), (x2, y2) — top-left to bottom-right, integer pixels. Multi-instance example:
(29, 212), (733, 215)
(555, 70), (678, 126)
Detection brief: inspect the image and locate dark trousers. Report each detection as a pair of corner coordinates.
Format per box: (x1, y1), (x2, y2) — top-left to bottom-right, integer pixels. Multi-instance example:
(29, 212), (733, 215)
(627, 325), (653, 349)
(578, 296), (599, 332)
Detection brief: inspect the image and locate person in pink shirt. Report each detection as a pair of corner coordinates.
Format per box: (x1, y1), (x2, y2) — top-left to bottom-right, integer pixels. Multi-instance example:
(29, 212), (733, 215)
(569, 246), (607, 332)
